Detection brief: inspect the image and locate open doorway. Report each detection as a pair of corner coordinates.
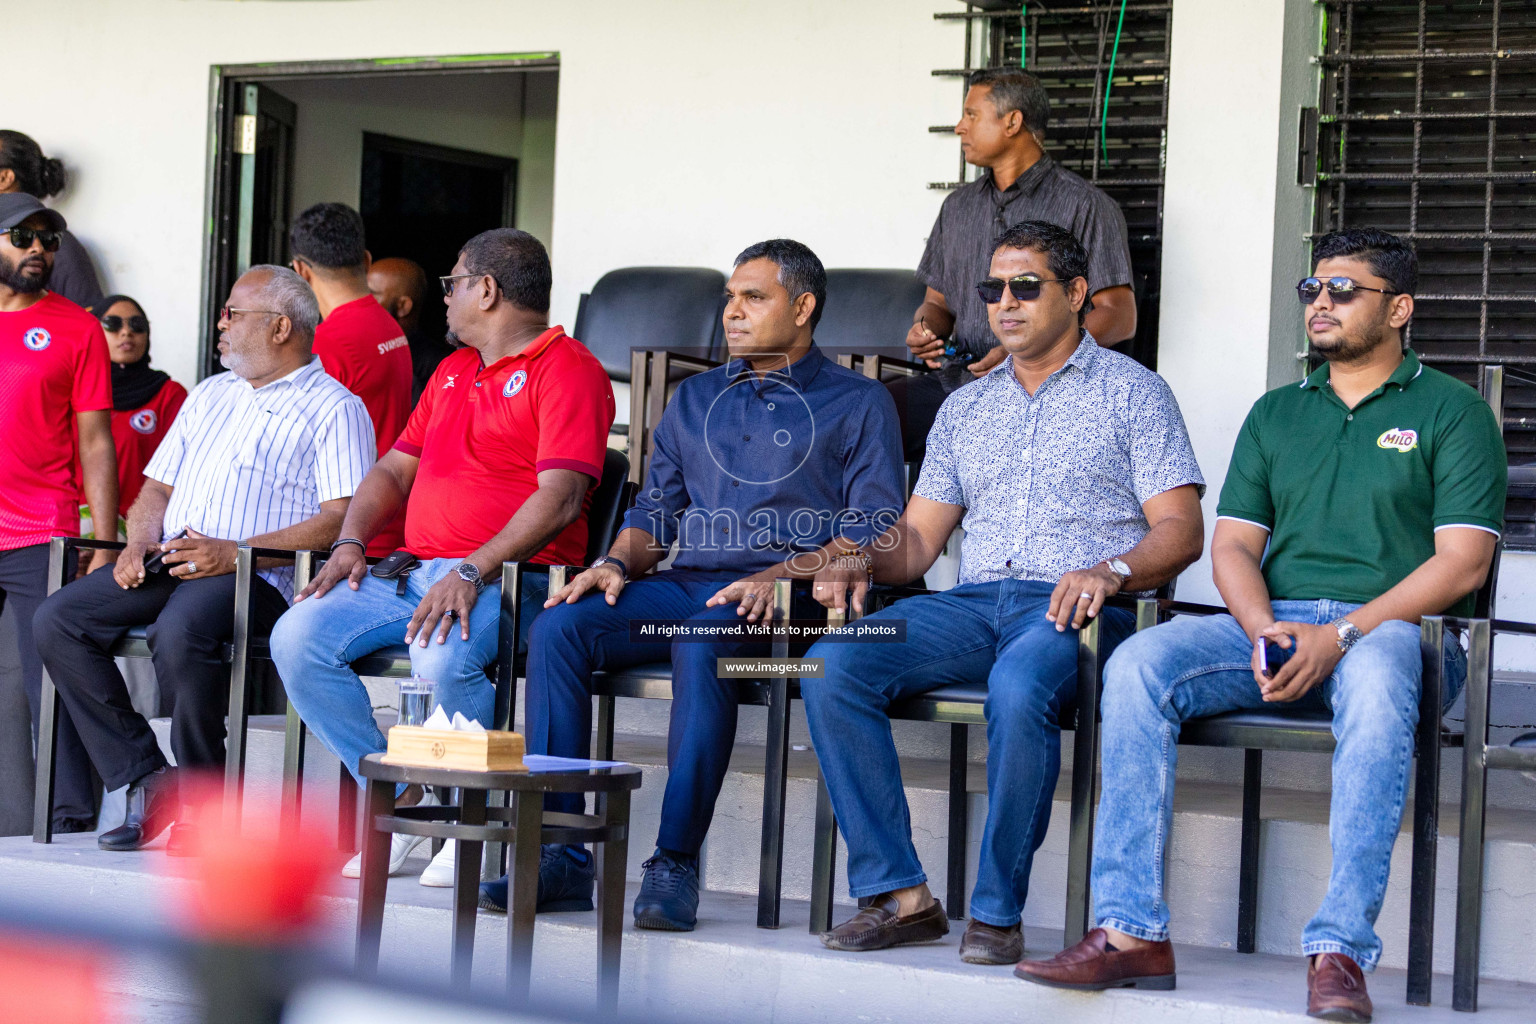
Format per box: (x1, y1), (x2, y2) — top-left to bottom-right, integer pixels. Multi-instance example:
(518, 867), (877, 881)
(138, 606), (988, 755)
(201, 55), (559, 377)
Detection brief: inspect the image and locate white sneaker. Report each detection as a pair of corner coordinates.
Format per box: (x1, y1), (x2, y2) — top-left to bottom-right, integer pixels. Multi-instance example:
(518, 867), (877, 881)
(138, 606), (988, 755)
(341, 790), (439, 878)
(418, 839), (458, 887)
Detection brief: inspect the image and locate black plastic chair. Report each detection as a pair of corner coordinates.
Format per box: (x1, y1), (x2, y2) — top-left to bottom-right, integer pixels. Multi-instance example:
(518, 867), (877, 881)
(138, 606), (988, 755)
(573, 266), (726, 391)
(816, 269), (927, 358)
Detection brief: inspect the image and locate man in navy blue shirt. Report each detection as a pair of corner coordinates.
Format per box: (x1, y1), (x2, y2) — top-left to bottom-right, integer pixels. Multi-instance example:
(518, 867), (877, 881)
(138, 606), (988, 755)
(479, 239), (905, 930)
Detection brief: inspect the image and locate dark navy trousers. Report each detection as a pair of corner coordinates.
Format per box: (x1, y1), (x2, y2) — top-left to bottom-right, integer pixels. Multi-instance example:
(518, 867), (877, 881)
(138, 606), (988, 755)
(524, 568), (811, 855)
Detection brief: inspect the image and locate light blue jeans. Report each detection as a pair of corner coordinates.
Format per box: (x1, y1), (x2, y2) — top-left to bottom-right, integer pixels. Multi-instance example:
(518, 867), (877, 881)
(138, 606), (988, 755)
(1090, 600), (1466, 969)
(803, 580), (1134, 927)
(270, 556), (547, 784)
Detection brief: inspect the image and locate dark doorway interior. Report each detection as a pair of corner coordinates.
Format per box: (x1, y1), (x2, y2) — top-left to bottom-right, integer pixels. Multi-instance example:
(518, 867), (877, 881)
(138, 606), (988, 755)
(360, 131), (517, 296)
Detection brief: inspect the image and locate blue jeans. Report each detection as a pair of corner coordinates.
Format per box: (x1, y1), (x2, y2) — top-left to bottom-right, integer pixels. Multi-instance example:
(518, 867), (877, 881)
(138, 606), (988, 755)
(525, 568), (819, 855)
(1091, 600), (1467, 969)
(801, 580), (1134, 927)
(270, 557), (548, 784)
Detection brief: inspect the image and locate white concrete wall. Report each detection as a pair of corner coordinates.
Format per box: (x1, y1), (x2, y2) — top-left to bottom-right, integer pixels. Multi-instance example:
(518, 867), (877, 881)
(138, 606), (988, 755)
(14, 0), (958, 390)
(270, 70), (558, 246)
(1156, 0), (1300, 605)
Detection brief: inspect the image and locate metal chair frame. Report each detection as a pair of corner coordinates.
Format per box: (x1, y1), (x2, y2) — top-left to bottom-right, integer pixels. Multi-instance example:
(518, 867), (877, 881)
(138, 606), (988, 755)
(1452, 615), (1536, 1012)
(32, 538), (313, 843)
(572, 571), (806, 929)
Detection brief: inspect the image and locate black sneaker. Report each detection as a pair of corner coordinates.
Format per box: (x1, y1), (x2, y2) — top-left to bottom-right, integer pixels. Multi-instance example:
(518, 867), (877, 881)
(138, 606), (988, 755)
(633, 850), (700, 931)
(478, 844), (594, 914)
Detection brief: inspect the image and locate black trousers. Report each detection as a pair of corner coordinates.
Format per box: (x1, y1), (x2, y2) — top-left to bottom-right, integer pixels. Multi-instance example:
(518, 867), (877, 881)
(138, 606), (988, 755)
(885, 365), (974, 466)
(0, 543), (94, 827)
(33, 564), (288, 792)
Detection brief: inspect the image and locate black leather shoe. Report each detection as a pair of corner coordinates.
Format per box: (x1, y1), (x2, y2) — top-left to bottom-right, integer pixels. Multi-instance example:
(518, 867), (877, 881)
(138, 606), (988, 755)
(165, 822), (199, 858)
(98, 768), (177, 852)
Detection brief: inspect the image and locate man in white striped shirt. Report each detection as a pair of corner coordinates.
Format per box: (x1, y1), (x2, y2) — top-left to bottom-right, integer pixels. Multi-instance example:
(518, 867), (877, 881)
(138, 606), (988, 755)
(34, 265), (375, 854)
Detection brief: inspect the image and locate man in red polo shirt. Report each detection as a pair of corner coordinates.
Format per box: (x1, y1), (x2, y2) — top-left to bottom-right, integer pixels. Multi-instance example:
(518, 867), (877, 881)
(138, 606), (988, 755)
(0, 193), (118, 833)
(290, 203), (412, 554)
(271, 227), (613, 887)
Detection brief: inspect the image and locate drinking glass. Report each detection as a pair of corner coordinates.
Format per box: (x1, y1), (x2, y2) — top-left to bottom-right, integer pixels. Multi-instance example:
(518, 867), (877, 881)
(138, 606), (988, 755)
(397, 676), (437, 728)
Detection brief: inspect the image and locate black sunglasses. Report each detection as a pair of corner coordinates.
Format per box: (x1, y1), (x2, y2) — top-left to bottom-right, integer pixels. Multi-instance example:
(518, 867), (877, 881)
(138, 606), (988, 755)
(101, 315), (149, 334)
(1296, 276), (1399, 305)
(5, 227), (62, 253)
(975, 274), (1068, 305)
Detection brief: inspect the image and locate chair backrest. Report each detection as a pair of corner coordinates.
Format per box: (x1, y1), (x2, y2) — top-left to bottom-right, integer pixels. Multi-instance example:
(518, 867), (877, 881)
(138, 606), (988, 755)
(573, 267), (726, 382)
(815, 269), (927, 355)
(585, 448), (636, 562)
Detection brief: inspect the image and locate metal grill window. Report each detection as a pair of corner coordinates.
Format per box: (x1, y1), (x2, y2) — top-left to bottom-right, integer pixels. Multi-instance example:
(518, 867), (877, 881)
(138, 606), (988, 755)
(1316, 0), (1536, 545)
(934, 2), (1173, 368)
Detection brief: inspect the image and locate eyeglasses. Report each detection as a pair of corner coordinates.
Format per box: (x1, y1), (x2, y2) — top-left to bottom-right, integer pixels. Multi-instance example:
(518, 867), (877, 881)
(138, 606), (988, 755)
(975, 274), (1068, 305)
(219, 306), (283, 322)
(440, 273), (485, 297)
(1296, 277), (1400, 305)
(101, 315), (149, 334)
(5, 227), (62, 253)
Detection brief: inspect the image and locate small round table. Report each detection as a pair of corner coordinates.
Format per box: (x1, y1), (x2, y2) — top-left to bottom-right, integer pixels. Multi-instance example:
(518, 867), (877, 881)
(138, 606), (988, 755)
(354, 754), (643, 1011)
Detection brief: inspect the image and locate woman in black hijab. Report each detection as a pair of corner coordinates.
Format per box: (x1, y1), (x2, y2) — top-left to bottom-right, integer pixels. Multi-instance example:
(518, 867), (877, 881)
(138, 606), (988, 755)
(81, 295), (187, 532)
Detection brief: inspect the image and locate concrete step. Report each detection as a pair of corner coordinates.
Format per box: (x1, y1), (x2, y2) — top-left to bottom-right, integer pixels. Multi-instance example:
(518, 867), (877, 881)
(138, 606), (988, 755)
(3, 834), (1533, 1024)
(147, 705), (1536, 986)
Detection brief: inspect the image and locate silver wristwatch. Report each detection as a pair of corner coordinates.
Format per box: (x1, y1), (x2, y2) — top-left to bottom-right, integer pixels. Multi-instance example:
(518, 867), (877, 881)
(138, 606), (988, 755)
(453, 561), (486, 592)
(1332, 617), (1364, 653)
(1104, 557), (1133, 583)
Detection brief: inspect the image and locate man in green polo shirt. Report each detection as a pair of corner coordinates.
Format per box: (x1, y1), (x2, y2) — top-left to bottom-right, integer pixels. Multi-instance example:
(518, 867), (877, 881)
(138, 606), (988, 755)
(1016, 228), (1505, 1022)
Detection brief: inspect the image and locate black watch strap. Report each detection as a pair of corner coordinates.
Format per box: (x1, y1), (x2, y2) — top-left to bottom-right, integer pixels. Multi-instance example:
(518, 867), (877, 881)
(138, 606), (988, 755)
(591, 555), (628, 580)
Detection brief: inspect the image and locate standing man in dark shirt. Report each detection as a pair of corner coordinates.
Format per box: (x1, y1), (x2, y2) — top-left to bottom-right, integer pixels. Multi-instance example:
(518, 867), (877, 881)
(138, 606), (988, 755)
(290, 203), (413, 554)
(368, 256), (455, 404)
(892, 68), (1137, 463)
(480, 239), (905, 930)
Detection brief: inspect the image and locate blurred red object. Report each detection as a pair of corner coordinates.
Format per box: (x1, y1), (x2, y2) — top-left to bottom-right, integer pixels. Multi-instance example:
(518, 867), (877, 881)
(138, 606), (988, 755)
(0, 934), (113, 1024)
(174, 772), (335, 943)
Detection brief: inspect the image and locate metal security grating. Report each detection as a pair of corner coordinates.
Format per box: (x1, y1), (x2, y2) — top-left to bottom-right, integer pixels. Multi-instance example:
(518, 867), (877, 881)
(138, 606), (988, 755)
(1316, 0), (1536, 545)
(933, 2), (1173, 368)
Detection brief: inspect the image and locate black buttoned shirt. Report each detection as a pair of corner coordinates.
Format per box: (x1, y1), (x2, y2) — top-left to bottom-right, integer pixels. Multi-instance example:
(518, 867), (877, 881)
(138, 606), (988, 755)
(916, 155), (1134, 360)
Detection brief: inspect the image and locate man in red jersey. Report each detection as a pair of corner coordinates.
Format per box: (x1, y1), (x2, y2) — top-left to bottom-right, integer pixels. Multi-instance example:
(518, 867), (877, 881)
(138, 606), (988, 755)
(290, 203), (412, 554)
(272, 228), (614, 887)
(0, 193), (117, 833)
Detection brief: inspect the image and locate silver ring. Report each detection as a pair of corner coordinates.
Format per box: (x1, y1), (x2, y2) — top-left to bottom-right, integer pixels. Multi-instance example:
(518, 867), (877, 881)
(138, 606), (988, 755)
(1077, 591), (1093, 602)
(185, 561), (198, 575)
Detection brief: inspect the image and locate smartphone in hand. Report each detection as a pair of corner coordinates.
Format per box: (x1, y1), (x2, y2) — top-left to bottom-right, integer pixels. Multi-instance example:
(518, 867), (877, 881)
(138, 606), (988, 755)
(1257, 636), (1295, 678)
(142, 529), (189, 574)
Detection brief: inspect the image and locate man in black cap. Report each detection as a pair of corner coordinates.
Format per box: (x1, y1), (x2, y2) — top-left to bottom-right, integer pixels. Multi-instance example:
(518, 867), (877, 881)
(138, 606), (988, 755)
(0, 192), (118, 833)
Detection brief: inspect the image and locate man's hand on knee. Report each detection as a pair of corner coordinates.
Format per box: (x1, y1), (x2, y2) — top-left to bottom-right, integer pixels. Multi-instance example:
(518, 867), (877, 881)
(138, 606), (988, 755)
(296, 545), (367, 602)
(546, 564), (625, 608)
(405, 572), (479, 647)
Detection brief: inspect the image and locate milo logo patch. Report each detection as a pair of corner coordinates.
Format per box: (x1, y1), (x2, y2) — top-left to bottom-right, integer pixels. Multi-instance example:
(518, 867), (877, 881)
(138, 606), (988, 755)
(1377, 428), (1419, 453)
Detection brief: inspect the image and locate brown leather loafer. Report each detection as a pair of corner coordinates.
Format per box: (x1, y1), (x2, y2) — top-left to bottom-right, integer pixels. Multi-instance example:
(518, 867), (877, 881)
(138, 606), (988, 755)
(1013, 928), (1176, 991)
(820, 894), (949, 952)
(1308, 953), (1372, 1022)
(960, 919), (1023, 965)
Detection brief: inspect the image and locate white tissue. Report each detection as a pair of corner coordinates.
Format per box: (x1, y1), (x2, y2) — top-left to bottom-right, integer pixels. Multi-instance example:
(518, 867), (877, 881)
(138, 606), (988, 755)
(418, 705), (488, 731)
(451, 712), (486, 733)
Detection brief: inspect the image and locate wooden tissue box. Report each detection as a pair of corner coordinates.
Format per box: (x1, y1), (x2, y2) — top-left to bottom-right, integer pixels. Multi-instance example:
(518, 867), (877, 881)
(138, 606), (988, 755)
(381, 726), (527, 772)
